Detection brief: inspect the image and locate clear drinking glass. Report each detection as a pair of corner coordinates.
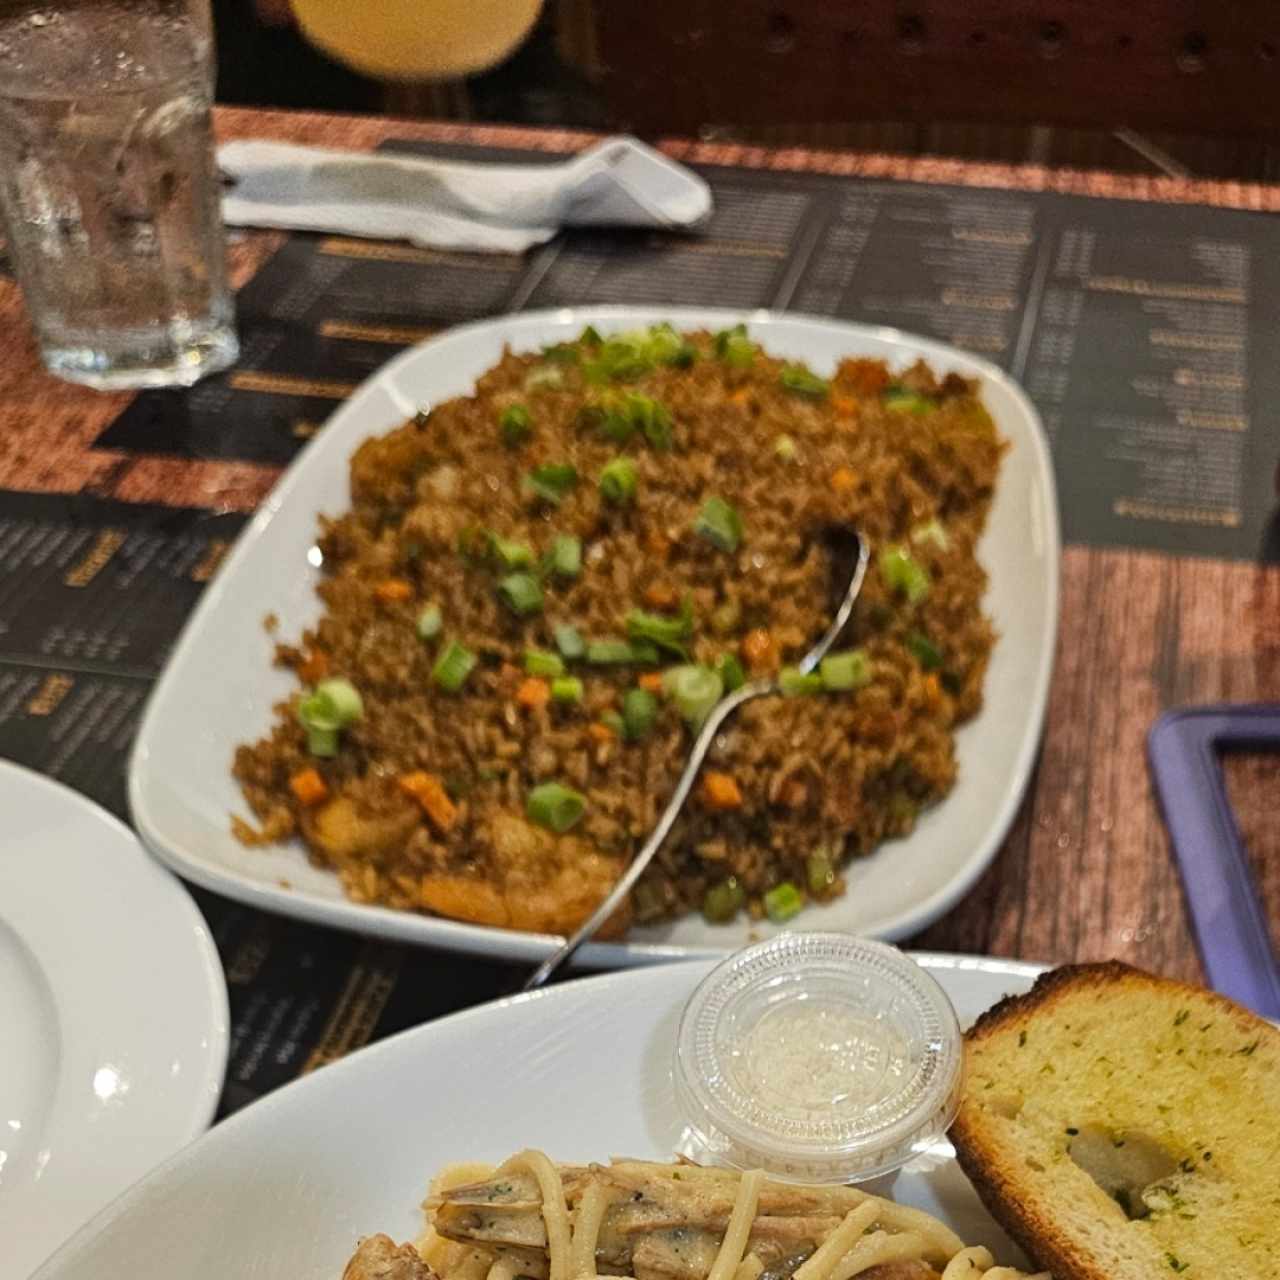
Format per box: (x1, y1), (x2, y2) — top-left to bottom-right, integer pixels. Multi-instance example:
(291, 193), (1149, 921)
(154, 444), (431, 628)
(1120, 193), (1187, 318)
(0, 0), (238, 388)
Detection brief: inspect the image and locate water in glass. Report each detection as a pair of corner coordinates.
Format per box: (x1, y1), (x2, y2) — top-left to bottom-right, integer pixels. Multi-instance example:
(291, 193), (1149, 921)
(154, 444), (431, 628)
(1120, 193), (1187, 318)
(0, 0), (238, 387)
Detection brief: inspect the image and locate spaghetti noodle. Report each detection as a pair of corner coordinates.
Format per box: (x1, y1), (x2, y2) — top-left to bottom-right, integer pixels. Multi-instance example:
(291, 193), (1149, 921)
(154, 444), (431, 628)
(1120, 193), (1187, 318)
(411, 1155), (1049, 1280)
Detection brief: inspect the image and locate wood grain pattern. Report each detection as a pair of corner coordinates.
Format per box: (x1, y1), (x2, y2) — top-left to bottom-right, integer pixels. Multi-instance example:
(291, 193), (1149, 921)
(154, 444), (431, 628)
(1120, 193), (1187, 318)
(1225, 750), (1280, 959)
(917, 547), (1280, 982)
(0, 106), (1275, 986)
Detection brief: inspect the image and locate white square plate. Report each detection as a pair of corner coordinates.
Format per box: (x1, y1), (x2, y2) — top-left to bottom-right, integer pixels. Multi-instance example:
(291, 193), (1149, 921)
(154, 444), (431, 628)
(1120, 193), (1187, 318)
(129, 307), (1060, 966)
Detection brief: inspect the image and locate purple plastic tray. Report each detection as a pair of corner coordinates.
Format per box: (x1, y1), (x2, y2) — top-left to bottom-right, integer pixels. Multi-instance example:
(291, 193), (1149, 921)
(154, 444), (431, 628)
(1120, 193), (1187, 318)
(1148, 705), (1280, 1019)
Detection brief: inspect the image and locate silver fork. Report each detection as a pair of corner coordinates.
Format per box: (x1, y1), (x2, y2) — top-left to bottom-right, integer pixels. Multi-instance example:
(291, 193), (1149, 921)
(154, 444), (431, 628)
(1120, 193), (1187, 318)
(523, 531), (870, 991)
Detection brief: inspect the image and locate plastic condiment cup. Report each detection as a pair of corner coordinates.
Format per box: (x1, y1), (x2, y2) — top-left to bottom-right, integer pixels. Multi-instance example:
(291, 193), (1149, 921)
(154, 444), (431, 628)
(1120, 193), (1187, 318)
(673, 932), (963, 1183)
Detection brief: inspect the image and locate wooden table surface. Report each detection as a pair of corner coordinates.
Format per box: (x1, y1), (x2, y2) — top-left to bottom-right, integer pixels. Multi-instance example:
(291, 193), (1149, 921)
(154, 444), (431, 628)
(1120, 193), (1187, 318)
(1, 105), (1276, 988)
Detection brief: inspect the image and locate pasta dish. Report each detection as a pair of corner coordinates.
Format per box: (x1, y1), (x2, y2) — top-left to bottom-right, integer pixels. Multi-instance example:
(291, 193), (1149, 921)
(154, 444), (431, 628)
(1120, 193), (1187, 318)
(341, 1153), (1047, 1280)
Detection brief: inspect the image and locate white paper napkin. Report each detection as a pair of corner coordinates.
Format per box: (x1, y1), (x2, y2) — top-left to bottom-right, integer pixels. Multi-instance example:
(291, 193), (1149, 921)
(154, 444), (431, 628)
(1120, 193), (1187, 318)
(218, 135), (713, 253)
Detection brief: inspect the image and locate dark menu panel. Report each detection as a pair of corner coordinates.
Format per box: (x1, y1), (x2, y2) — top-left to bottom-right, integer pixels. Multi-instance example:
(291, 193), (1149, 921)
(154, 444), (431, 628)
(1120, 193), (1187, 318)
(523, 175), (822, 310)
(0, 488), (525, 1117)
(1015, 196), (1280, 559)
(94, 142), (1280, 561)
(0, 492), (245, 814)
(0, 660), (150, 817)
(206, 897), (518, 1117)
(0, 491), (246, 675)
(96, 236), (528, 464)
(790, 183), (1041, 363)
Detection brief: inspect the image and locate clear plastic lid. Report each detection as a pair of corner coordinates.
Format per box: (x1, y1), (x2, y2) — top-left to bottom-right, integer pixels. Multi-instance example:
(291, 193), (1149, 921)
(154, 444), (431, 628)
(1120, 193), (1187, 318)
(673, 933), (963, 1183)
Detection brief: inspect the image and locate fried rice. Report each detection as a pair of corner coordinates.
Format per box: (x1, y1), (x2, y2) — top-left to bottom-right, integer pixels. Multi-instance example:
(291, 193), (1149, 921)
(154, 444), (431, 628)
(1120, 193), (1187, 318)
(232, 323), (1004, 937)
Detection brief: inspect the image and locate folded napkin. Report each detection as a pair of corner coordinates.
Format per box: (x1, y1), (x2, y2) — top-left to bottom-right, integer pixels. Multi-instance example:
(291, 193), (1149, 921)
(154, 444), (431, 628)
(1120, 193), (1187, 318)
(218, 135), (713, 253)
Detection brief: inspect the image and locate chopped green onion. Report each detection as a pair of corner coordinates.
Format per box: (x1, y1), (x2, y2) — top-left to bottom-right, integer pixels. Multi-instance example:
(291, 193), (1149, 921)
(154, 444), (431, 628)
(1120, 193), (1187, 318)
(622, 687), (659, 740)
(819, 649), (872, 691)
(702, 876), (746, 923)
(416, 604), (443, 640)
(550, 675), (584, 703)
(524, 649), (565, 678)
(626, 597), (693, 657)
(432, 640), (476, 692)
(540, 341), (581, 364)
(694, 496), (743, 553)
(586, 638), (639, 664)
(540, 529), (581, 581)
(601, 710), (625, 736)
(629, 392), (673, 450)
(583, 331), (653, 383)
(629, 639), (660, 664)
(669, 341), (697, 367)
(594, 397), (633, 444)
(806, 850), (836, 896)
(497, 572), (544, 616)
(587, 391), (673, 449)
(905, 630), (944, 670)
(489, 532), (535, 569)
(579, 393), (621, 441)
(546, 533), (582, 580)
(599, 456), (638, 505)
(881, 385), (935, 415)
(645, 322), (697, 368)
(579, 324), (603, 346)
(715, 652), (747, 692)
(779, 365), (830, 399)
(763, 881), (805, 923)
(526, 781), (587, 833)
(878, 544), (931, 603)
(663, 664), (723, 730)
(779, 667), (823, 696)
(499, 404), (533, 446)
(298, 678), (363, 733)
(523, 463), (578, 505)
(583, 325), (696, 383)
(524, 365), (565, 393)
(713, 323), (757, 367)
(643, 323), (680, 360)
(911, 518), (949, 550)
(306, 726), (339, 757)
(316, 677), (362, 724)
(554, 623), (586, 660)
(774, 433), (797, 461)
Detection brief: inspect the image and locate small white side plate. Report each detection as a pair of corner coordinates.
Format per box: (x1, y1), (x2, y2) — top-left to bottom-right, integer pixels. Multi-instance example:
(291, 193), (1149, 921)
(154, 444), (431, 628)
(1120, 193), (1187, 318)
(0, 763), (229, 1280)
(130, 306), (1060, 965)
(34, 954), (1048, 1280)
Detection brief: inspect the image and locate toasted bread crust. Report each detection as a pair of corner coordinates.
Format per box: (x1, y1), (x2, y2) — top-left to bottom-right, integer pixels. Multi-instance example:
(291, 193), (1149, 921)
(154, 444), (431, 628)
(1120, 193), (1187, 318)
(952, 1112), (1099, 1280)
(963, 960), (1264, 1048)
(951, 961), (1280, 1280)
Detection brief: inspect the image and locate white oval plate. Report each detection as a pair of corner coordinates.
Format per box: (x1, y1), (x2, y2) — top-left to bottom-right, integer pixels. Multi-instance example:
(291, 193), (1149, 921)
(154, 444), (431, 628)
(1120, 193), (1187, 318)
(35, 953), (1047, 1280)
(0, 762), (229, 1280)
(129, 307), (1060, 966)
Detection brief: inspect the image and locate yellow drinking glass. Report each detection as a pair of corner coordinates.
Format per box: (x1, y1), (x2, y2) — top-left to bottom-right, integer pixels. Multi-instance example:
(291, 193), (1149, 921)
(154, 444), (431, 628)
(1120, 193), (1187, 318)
(290, 0), (545, 79)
